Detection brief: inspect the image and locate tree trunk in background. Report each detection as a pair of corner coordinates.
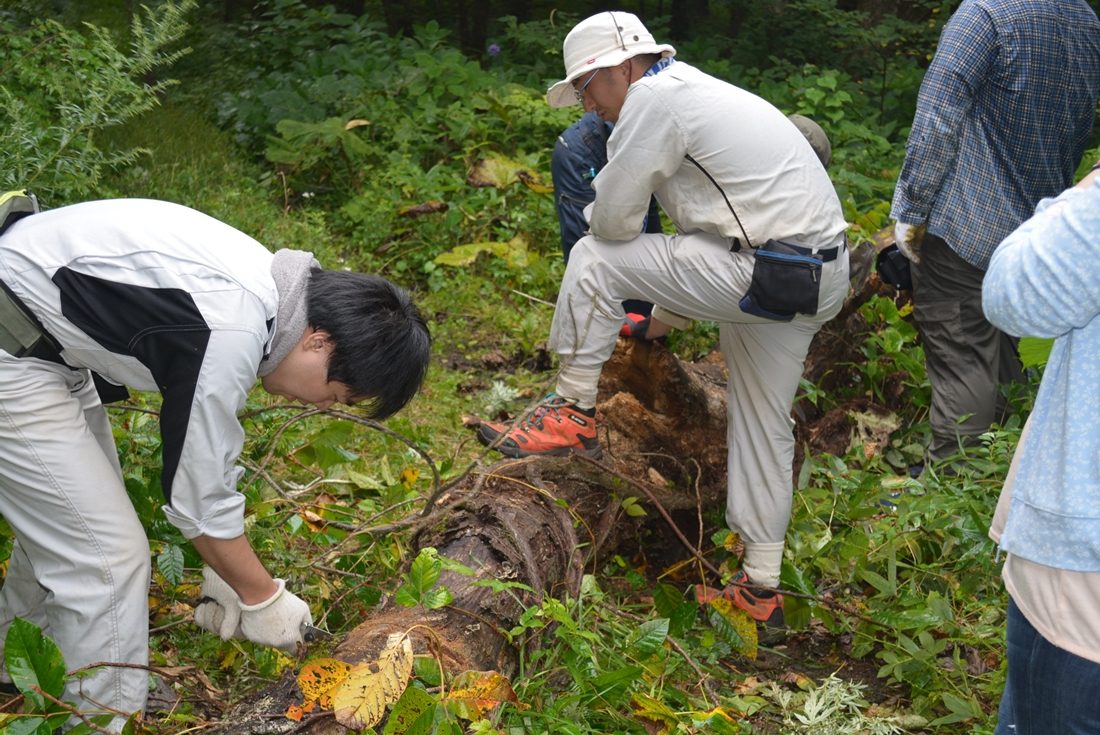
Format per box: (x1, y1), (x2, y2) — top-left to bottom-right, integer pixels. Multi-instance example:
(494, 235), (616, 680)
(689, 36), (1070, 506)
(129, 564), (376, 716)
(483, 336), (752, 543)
(210, 235), (898, 735)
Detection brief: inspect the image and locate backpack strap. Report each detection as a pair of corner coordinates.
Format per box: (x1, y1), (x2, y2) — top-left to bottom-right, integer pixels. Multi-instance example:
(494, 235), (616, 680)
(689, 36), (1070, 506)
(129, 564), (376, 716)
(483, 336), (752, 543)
(0, 190), (39, 236)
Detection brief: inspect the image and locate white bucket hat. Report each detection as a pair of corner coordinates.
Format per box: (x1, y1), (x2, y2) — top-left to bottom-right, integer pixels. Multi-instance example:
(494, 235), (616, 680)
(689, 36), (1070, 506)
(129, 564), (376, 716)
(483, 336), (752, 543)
(546, 11), (676, 108)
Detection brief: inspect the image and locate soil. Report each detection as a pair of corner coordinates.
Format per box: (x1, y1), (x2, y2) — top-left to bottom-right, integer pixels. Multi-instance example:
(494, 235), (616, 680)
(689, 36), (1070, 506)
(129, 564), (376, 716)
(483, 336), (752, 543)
(203, 254), (920, 731)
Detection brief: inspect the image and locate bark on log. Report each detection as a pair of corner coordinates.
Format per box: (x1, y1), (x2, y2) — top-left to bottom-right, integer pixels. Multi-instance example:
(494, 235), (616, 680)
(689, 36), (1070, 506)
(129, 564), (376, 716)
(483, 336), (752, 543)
(212, 232), (903, 734)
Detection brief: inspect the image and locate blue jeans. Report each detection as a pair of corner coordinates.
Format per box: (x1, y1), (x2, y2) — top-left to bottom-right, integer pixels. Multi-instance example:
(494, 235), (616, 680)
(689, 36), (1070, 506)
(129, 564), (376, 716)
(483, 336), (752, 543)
(995, 596), (1100, 734)
(551, 111), (661, 316)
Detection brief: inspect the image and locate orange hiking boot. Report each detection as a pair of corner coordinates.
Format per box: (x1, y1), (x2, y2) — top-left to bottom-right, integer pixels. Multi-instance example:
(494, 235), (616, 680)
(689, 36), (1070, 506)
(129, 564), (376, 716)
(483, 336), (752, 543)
(477, 393), (602, 458)
(695, 570), (785, 632)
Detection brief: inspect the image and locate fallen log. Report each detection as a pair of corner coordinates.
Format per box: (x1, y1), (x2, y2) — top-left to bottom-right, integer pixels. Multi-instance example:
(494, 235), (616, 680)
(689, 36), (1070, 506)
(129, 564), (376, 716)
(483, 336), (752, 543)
(212, 231), (905, 734)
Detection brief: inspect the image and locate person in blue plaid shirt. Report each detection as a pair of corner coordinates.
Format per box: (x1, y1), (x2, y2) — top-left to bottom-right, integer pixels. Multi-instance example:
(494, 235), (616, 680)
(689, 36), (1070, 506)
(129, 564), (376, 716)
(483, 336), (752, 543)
(890, 0), (1100, 468)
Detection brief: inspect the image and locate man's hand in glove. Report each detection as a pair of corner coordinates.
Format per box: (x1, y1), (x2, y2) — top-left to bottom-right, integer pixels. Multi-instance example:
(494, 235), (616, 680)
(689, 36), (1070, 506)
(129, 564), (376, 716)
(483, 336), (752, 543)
(894, 221), (927, 265)
(239, 579), (313, 652)
(619, 313), (672, 340)
(193, 566), (242, 640)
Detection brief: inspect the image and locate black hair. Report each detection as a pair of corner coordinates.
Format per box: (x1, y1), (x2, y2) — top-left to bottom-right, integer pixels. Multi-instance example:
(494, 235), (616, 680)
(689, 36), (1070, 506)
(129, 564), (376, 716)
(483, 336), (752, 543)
(307, 270), (431, 420)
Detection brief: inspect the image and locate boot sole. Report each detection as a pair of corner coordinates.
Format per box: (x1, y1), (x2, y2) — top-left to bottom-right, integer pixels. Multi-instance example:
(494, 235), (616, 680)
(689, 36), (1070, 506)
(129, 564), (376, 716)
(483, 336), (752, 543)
(477, 425), (602, 459)
(495, 442), (602, 460)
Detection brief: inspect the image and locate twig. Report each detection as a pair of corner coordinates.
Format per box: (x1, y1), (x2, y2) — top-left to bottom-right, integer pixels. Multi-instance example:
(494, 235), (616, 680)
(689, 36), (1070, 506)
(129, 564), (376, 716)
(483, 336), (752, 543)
(577, 454), (722, 579)
(617, 606), (715, 708)
(508, 288), (555, 307)
(32, 686), (114, 733)
(576, 454), (883, 625)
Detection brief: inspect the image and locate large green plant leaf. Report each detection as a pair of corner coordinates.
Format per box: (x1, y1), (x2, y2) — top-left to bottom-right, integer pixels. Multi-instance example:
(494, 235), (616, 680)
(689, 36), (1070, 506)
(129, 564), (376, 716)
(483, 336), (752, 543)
(627, 618), (669, 658)
(1018, 336), (1053, 369)
(156, 544), (185, 586)
(5, 618), (66, 710)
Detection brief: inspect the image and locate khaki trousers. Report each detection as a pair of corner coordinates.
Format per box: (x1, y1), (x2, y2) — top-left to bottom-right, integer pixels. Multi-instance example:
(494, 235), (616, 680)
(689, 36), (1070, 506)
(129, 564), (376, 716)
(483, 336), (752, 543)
(0, 353), (150, 730)
(550, 230), (849, 587)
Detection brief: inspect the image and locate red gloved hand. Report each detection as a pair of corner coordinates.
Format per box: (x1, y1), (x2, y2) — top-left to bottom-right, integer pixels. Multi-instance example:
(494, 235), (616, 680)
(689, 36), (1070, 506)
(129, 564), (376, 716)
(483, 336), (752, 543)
(619, 313), (651, 339)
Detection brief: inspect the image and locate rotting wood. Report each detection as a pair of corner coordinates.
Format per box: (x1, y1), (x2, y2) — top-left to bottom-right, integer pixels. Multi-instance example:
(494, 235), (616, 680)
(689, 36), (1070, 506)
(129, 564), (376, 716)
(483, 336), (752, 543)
(211, 229), (906, 734)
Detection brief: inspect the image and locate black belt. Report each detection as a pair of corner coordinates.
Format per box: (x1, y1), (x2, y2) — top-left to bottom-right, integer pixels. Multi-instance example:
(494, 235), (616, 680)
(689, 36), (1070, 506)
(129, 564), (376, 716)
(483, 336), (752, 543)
(785, 240), (844, 263)
(730, 236), (846, 261)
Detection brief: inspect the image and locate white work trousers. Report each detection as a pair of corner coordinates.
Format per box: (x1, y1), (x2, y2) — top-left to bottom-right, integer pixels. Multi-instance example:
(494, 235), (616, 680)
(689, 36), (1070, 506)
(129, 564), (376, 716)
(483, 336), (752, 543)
(550, 231), (849, 588)
(0, 353), (150, 729)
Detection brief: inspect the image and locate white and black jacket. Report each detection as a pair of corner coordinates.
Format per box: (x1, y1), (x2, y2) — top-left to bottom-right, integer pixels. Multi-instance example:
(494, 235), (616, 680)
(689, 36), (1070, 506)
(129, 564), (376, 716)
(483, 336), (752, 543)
(0, 199), (281, 541)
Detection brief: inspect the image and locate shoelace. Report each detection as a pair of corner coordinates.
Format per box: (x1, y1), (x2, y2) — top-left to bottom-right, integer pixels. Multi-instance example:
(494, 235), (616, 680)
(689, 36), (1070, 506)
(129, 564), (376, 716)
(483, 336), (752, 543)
(517, 394), (570, 431)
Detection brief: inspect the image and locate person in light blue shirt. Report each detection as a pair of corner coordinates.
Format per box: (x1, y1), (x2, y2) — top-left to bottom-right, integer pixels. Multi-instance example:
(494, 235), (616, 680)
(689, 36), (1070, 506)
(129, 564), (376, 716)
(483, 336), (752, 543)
(983, 167), (1100, 734)
(891, 0), (1100, 465)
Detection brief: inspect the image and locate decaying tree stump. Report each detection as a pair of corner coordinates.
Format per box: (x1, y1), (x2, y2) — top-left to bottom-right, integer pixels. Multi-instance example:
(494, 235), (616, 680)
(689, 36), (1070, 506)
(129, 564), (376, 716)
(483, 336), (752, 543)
(213, 234), (903, 734)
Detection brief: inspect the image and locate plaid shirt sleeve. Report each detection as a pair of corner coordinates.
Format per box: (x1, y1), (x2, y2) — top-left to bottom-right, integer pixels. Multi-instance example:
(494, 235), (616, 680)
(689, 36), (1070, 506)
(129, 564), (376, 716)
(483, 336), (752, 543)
(891, 2), (998, 224)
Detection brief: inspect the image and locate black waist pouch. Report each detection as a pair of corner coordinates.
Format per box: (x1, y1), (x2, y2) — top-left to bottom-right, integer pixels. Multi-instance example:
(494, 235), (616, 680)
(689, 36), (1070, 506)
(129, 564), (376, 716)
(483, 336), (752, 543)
(738, 239), (823, 322)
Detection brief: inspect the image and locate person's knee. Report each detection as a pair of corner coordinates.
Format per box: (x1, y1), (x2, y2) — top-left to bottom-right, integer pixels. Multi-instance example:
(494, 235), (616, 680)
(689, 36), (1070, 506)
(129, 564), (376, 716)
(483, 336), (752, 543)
(97, 531), (152, 591)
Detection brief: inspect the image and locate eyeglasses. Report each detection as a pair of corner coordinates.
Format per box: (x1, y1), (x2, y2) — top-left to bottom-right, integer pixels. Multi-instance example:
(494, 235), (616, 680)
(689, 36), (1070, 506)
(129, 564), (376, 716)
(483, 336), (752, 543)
(573, 67), (602, 102)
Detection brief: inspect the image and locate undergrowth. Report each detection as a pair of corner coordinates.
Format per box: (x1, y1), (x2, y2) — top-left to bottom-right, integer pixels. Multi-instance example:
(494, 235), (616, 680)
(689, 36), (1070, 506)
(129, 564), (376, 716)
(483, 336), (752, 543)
(0, 1), (1064, 733)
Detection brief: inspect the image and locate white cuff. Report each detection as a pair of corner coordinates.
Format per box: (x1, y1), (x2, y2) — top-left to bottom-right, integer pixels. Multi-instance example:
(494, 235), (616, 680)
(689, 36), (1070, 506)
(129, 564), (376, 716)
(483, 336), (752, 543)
(555, 365), (603, 411)
(650, 306), (692, 330)
(239, 578), (286, 612)
(740, 541), (785, 589)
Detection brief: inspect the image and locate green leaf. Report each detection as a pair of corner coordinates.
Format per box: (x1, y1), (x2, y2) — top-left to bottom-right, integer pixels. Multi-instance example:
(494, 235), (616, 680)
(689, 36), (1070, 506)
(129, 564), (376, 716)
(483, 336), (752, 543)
(382, 686), (436, 735)
(5, 618), (66, 710)
(857, 568), (896, 597)
(1, 716), (49, 735)
(627, 618), (669, 658)
(587, 665), (643, 703)
(395, 548), (448, 608)
(928, 692), (981, 726)
(620, 496), (647, 518)
(472, 579), (534, 595)
(652, 584), (684, 617)
(347, 469), (385, 491)
(437, 556), (475, 577)
(156, 544), (185, 586)
(1018, 336), (1053, 368)
(422, 587), (453, 610)
(413, 656), (442, 687)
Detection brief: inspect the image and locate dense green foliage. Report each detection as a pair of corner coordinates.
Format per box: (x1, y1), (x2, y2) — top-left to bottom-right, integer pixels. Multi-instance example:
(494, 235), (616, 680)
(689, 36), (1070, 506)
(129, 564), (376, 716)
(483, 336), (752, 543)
(2, 1), (1099, 733)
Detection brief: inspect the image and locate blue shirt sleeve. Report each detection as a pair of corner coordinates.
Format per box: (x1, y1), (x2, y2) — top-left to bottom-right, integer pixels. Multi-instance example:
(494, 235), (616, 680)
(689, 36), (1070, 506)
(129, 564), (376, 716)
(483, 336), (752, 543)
(891, 2), (998, 223)
(983, 178), (1100, 338)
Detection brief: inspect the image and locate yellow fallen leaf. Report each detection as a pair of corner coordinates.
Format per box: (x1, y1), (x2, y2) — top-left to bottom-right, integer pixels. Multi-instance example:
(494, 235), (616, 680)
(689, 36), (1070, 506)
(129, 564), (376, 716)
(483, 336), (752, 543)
(300, 509), (327, 532)
(443, 670), (525, 720)
(400, 466), (420, 488)
(722, 531), (742, 553)
(332, 632), (413, 729)
(631, 692), (677, 734)
(693, 706), (736, 722)
(466, 154), (549, 192)
(298, 658), (351, 709)
(707, 597), (759, 660)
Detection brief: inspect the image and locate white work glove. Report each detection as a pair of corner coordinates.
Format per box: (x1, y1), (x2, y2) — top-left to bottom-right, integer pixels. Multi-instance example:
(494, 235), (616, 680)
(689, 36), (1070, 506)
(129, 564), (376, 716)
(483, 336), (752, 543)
(239, 579), (312, 652)
(894, 221), (926, 265)
(193, 566), (243, 640)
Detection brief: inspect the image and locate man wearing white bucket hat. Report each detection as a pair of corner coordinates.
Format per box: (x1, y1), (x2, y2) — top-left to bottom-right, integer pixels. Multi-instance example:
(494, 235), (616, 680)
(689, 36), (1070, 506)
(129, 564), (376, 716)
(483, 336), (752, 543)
(478, 11), (849, 635)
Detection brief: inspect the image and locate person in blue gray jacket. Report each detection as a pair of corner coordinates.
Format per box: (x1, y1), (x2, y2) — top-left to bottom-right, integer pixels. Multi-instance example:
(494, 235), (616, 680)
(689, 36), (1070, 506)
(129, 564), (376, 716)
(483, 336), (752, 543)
(551, 110), (663, 330)
(983, 163), (1100, 734)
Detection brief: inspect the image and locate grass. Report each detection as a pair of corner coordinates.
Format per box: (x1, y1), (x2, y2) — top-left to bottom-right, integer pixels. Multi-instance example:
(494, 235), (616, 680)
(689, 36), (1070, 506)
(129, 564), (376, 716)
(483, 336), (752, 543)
(4, 16), (1032, 733)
